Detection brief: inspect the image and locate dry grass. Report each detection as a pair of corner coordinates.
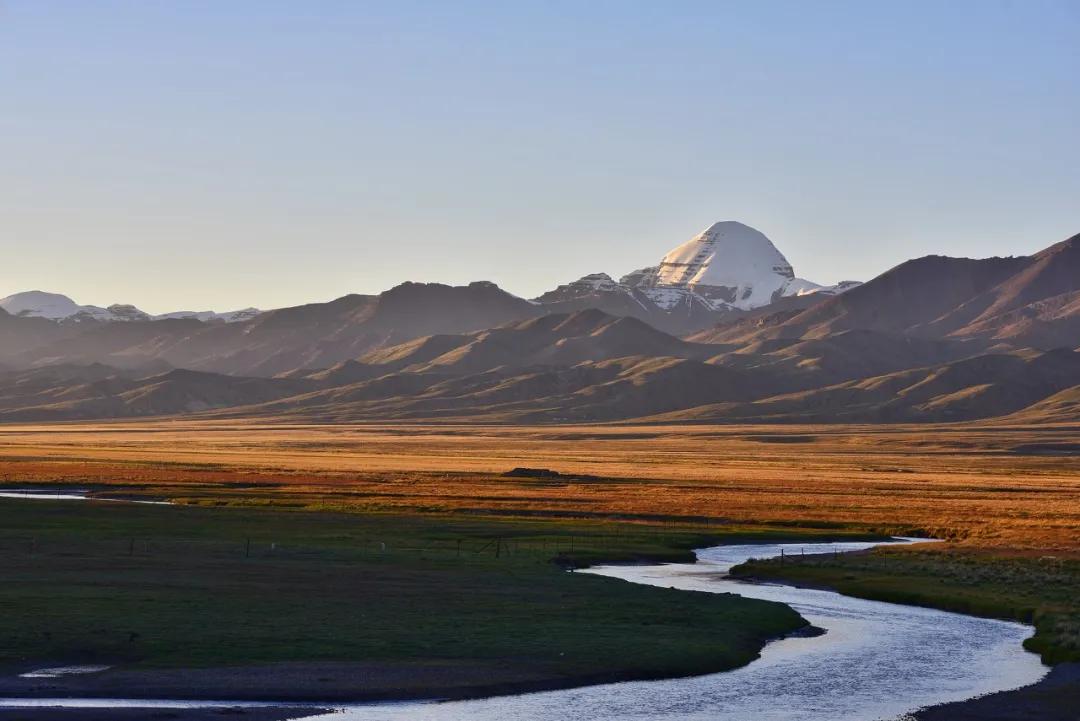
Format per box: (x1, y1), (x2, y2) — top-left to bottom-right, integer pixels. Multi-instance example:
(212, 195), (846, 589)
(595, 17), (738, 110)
(0, 419), (1078, 551)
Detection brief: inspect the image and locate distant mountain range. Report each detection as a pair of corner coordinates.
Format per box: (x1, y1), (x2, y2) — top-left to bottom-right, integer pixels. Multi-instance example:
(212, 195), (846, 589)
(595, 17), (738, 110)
(3, 221), (851, 333)
(1, 222), (1077, 425)
(533, 221), (858, 334)
(0, 290), (261, 324)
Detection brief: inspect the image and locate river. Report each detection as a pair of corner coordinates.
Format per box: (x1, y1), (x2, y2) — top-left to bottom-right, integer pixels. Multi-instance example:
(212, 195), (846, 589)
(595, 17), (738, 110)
(0, 539), (1047, 720)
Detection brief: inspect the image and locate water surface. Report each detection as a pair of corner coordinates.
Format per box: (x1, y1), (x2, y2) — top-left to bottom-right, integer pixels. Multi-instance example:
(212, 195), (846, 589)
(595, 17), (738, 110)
(0, 490), (91, 501)
(0, 539), (1046, 721)
(0, 489), (170, 504)
(315, 539), (1046, 721)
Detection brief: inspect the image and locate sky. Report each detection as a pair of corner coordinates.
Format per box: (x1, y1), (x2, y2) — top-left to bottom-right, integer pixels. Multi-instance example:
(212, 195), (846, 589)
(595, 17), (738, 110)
(2, 1), (1078, 314)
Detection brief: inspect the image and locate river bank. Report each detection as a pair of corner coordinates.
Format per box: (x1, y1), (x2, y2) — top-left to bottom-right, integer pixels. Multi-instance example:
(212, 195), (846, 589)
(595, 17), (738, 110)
(909, 662), (1080, 721)
(0, 488), (1064, 718)
(729, 544), (1079, 664)
(731, 545), (1079, 720)
(0, 539), (1048, 720)
(0, 496), (863, 705)
(0, 707), (326, 721)
(0, 652), (802, 704)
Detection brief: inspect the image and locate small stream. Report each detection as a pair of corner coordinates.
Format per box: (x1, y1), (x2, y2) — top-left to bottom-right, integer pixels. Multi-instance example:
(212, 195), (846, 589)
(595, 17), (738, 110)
(0, 490), (94, 501)
(0, 539), (1048, 720)
(0, 489), (170, 505)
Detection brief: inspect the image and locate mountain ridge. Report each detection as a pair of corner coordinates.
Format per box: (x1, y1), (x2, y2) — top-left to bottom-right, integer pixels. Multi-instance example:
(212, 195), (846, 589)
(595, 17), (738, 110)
(1, 227), (1078, 425)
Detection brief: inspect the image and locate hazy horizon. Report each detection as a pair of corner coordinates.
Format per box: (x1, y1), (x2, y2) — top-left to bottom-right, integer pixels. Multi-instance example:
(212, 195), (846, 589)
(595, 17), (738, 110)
(4, 1), (1078, 314)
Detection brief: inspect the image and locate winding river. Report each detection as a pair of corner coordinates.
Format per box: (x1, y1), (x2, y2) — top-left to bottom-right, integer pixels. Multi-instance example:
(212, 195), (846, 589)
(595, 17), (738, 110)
(1, 539), (1047, 720)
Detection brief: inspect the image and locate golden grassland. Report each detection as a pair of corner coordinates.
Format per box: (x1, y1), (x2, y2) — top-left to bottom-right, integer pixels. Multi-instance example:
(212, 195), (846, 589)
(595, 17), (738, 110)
(1, 418), (1078, 685)
(0, 419), (1078, 552)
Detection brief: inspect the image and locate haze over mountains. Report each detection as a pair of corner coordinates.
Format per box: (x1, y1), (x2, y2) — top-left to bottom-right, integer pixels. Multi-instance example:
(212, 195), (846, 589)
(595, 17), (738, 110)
(2, 222), (1078, 425)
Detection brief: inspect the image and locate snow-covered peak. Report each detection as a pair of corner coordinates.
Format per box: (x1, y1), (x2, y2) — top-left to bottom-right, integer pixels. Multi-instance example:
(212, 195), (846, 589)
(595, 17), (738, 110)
(781, 278), (826, 297)
(0, 291), (261, 323)
(99, 304), (151, 322)
(153, 308), (262, 323)
(0, 291), (85, 319)
(781, 278), (862, 298)
(826, 280), (862, 294)
(542, 221), (861, 316)
(0, 292), (156, 323)
(654, 221), (795, 309)
(533, 273), (626, 303)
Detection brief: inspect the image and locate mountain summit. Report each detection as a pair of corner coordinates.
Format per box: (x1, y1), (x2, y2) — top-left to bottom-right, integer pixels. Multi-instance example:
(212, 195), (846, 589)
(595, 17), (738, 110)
(1, 229), (1079, 424)
(538, 221), (859, 328)
(653, 221), (796, 307)
(631, 220), (850, 310)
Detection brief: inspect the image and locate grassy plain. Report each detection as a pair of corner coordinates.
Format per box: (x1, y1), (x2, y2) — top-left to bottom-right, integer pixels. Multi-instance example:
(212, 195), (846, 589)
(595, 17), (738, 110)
(0, 419), (1077, 698)
(0, 498), (853, 699)
(0, 420), (1077, 548)
(732, 545), (1080, 663)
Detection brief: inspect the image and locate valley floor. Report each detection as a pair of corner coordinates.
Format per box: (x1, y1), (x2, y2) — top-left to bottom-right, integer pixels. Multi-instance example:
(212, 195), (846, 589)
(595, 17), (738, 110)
(0, 419), (1077, 549)
(0, 498), (844, 702)
(0, 420), (1077, 718)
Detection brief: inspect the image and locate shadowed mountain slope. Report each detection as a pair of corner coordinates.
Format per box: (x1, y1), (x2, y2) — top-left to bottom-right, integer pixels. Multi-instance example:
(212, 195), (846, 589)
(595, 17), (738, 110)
(700, 232), (1080, 351)
(0, 365), (315, 421)
(226, 355), (765, 423)
(2, 233), (1080, 424)
(1003, 384), (1080, 425)
(762, 255), (1033, 340)
(1, 282), (543, 377)
(651, 348), (1080, 424)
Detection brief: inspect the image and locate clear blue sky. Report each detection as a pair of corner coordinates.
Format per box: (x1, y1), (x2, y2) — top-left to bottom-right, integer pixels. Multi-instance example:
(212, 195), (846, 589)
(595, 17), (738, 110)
(2, 1), (1078, 313)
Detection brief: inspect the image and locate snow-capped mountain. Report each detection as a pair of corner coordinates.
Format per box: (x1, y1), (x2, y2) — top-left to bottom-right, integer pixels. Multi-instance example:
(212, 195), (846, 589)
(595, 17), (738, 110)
(154, 308), (263, 323)
(624, 221), (858, 311)
(537, 221), (859, 320)
(651, 221), (796, 308)
(0, 291), (150, 322)
(533, 273), (627, 303)
(0, 291), (261, 324)
(0, 291), (102, 320)
(6, 222), (852, 332)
